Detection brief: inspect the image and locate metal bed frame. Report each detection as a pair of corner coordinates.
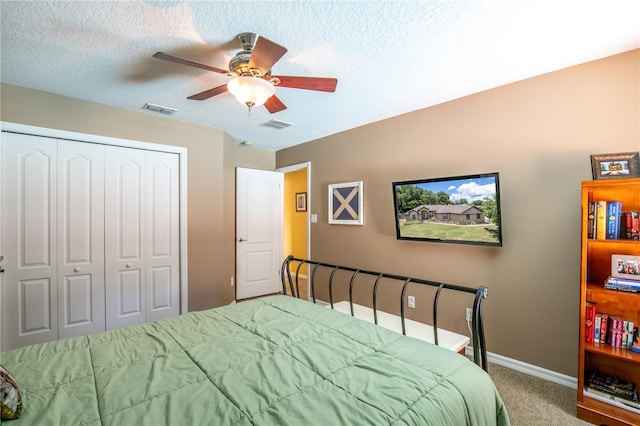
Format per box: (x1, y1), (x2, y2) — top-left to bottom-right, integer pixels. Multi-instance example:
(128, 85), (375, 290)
(281, 255), (489, 371)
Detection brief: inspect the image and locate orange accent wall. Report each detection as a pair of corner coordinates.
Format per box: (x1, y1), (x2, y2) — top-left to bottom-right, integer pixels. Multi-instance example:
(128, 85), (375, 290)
(284, 169), (308, 264)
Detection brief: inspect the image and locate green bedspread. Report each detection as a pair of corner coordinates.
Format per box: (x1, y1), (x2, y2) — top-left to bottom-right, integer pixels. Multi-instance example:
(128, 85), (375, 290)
(1, 295), (509, 425)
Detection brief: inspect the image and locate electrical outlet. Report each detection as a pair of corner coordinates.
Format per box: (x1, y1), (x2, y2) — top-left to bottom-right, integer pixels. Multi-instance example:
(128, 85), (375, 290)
(408, 296), (415, 309)
(466, 308), (473, 321)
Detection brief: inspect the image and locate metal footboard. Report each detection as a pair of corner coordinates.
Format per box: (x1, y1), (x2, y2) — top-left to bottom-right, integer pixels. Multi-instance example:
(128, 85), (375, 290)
(280, 255), (489, 371)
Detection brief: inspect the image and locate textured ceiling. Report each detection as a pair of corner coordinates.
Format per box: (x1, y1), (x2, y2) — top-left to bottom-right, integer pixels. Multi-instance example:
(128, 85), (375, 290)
(1, 1), (639, 151)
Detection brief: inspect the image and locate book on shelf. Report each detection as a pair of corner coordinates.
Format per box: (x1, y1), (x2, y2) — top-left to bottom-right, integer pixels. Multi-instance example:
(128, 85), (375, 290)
(587, 201), (596, 239)
(594, 314), (602, 343)
(628, 322), (638, 349)
(588, 202), (640, 241)
(605, 276), (640, 293)
(595, 200), (608, 240)
(585, 302), (597, 343)
(623, 211), (640, 240)
(607, 276), (640, 285)
(584, 387), (640, 412)
(608, 316), (635, 349)
(599, 313), (609, 344)
(591, 310), (636, 349)
(586, 371), (638, 402)
(606, 201), (622, 239)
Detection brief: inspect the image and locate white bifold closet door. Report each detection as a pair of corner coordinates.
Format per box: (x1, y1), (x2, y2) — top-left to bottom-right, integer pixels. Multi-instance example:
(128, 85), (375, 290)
(1, 133), (105, 349)
(1, 133), (180, 351)
(104, 146), (179, 330)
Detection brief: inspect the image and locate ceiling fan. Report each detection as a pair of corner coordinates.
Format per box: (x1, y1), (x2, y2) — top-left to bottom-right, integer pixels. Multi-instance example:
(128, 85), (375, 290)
(153, 32), (338, 113)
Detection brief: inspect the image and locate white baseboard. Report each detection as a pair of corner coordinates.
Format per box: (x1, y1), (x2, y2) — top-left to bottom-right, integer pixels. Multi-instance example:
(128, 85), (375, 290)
(466, 347), (577, 389)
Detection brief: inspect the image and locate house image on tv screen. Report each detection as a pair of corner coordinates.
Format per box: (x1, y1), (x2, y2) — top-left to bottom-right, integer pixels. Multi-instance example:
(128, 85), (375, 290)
(404, 204), (485, 225)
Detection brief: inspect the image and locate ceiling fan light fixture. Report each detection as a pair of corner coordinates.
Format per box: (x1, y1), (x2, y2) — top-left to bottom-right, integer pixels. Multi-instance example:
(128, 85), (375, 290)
(227, 75), (275, 108)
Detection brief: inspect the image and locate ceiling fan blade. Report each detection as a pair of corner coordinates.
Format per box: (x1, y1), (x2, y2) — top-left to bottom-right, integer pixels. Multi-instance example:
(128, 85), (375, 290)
(248, 36), (288, 75)
(187, 84), (228, 101)
(272, 76), (338, 92)
(264, 95), (287, 113)
(153, 52), (228, 74)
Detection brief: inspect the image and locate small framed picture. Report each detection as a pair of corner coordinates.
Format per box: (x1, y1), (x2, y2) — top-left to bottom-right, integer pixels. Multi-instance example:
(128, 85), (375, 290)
(328, 181), (363, 225)
(611, 254), (640, 280)
(590, 152), (640, 180)
(295, 192), (307, 212)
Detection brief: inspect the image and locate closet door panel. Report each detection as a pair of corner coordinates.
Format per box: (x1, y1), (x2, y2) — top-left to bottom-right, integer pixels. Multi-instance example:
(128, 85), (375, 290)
(118, 269), (142, 315)
(150, 266), (171, 309)
(57, 140), (105, 338)
(20, 279), (52, 333)
(105, 146), (146, 329)
(63, 275), (92, 324)
(146, 151), (180, 322)
(1, 133), (58, 350)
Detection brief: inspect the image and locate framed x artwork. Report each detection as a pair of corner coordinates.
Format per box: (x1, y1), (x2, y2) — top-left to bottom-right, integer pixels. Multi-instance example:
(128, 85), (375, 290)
(328, 181), (363, 225)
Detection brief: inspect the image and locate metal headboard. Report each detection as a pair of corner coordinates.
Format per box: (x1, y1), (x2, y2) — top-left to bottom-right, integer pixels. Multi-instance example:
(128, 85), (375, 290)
(281, 255), (489, 371)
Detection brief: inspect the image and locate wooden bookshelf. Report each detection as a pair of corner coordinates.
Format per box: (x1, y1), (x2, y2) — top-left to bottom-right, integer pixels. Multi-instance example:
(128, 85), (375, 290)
(584, 341), (640, 362)
(577, 178), (640, 426)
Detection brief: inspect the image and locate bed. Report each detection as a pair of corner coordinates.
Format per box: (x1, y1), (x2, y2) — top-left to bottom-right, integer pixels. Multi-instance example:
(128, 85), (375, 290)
(1, 260), (509, 425)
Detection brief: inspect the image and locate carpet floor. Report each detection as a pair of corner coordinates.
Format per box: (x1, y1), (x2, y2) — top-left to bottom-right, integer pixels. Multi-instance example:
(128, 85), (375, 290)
(488, 363), (592, 425)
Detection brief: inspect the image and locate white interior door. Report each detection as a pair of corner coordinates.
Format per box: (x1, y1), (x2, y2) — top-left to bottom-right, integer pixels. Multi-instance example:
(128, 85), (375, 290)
(1, 133), (58, 349)
(236, 167), (283, 300)
(105, 146), (146, 329)
(57, 140), (105, 339)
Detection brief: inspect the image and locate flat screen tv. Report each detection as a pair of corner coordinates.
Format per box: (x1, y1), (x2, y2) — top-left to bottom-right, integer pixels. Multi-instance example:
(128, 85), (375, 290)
(392, 172), (502, 247)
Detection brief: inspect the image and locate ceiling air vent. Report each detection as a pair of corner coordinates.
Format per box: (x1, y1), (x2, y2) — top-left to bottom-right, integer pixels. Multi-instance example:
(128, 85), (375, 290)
(142, 103), (178, 116)
(260, 119), (293, 130)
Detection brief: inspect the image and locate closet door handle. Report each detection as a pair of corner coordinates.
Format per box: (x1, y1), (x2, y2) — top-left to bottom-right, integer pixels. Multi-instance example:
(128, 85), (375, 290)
(238, 238), (247, 242)
(125, 263), (131, 268)
(73, 267), (80, 273)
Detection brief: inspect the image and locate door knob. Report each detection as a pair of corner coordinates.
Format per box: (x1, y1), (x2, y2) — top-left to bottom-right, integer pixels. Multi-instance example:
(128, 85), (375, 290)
(73, 267), (80, 273)
(126, 263), (131, 268)
(238, 238), (246, 242)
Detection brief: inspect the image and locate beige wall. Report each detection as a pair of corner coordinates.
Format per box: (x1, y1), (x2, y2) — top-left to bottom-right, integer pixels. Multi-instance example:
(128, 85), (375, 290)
(0, 83), (275, 311)
(276, 49), (640, 377)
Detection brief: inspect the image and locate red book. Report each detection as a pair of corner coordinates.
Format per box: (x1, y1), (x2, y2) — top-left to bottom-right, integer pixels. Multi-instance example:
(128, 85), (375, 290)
(585, 302), (597, 343)
(624, 211), (640, 240)
(631, 211), (640, 240)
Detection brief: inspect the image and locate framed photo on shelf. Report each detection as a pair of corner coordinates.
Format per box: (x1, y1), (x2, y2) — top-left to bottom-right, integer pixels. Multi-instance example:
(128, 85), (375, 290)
(590, 152), (640, 180)
(328, 181), (363, 225)
(611, 254), (640, 280)
(295, 192), (307, 212)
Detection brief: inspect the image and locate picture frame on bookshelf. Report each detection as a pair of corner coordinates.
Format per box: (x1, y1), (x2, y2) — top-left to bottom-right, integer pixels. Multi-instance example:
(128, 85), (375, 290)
(611, 254), (640, 280)
(590, 152), (640, 180)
